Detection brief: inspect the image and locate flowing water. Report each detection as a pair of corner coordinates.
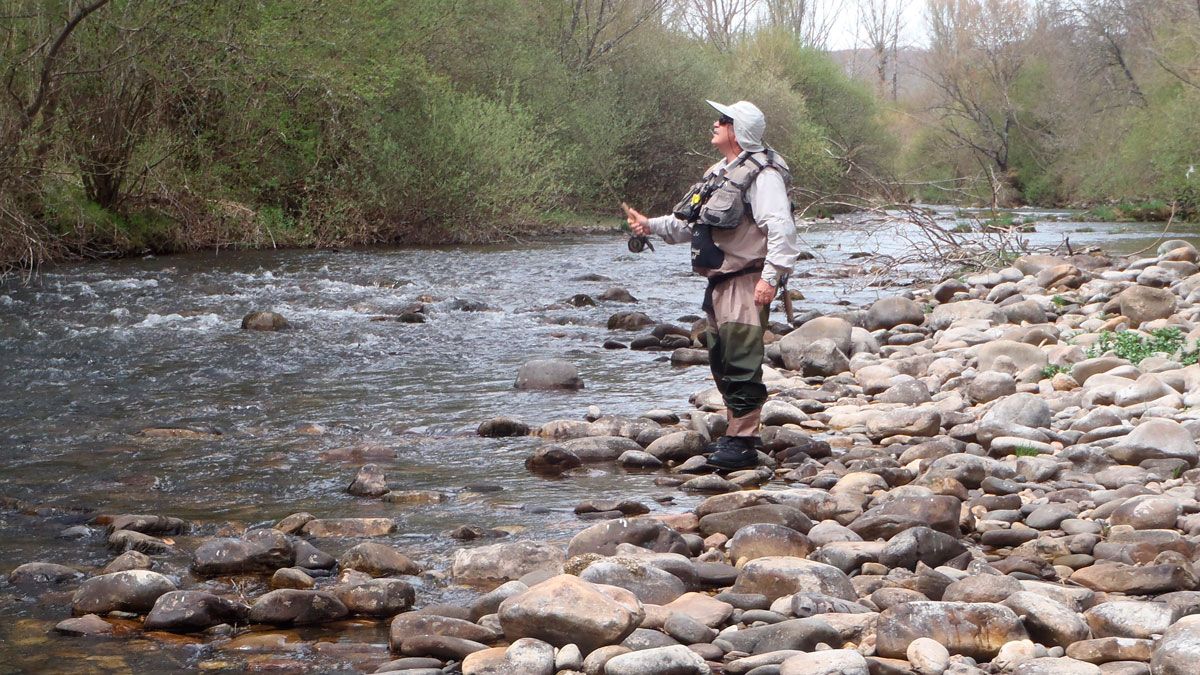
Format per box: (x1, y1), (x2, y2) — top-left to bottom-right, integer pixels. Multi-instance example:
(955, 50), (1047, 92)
(0, 208), (1192, 673)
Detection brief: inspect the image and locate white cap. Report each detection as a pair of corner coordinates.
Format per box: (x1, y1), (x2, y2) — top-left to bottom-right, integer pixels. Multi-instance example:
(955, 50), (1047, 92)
(707, 99), (766, 152)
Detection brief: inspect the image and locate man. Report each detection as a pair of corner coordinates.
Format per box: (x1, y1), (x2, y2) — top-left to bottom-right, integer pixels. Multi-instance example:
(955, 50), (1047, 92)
(625, 99), (801, 471)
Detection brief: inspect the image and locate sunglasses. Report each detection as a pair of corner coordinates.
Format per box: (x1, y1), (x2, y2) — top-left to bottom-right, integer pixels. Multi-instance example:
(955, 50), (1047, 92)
(717, 115), (734, 125)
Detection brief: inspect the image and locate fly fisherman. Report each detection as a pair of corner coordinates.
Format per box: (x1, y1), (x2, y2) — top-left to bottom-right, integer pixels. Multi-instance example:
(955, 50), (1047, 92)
(625, 100), (801, 471)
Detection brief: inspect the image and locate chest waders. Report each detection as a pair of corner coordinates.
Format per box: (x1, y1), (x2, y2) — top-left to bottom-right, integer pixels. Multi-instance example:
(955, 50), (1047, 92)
(671, 150), (791, 439)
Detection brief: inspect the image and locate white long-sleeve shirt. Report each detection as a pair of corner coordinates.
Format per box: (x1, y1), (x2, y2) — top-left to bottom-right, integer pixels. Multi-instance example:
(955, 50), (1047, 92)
(647, 159), (800, 286)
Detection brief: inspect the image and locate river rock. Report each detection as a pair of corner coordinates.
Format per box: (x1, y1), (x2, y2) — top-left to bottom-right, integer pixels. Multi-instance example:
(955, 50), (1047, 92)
(563, 436), (643, 463)
(105, 514), (188, 535)
(399, 634), (489, 661)
(293, 540), (336, 570)
(515, 359), (584, 390)
(191, 529), (295, 575)
(72, 570), (177, 615)
(608, 311), (655, 331)
(339, 542), (421, 577)
(242, 311), (289, 331)
(977, 340), (1048, 372)
(144, 590), (249, 631)
(1066, 636), (1153, 664)
(8, 562), (83, 585)
(875, 602), (1028, 659)
(716, 616), (841, 654)
(785, 338), (850, 376)
(645, 431), (707, 462)
(604, 644), (710, 675)
(1117, 285), (1176, 326)
(728, 523), (812, 564)
(699, 504), (813, 538)
(497, 575), (644, 653)
(1150, 614), (1200, 675)
(477, 416), (531, 437)
(579, 559), (685, 605)
(850, 495), (961, 539)
(247, 589), (348, 626)
(453, 540), (564, 588)
(929, 300), (1007, 330)
(865, 408), (941, 439)
(300, 517), (396, 537)
(1003, 591), (1090, 647)
(977, 392), (1053, 445)
(878, 525), (966, 570)
(347, 464), (388, 497)
(1012, 657), (1100, 675)
(1109, 495), (1182, 530)
(270, 567), (314, 589)
(1108, 418), (1198, 466)
(730, 556), (856, 601)
(779, 317), (853, 365)
(390, 612), (500, 653)
(463, 637), (556, 675)
(335, 578), (415, 617)
(1071, 561), (1198, 594)
(779, 649), (869, 675)
(969, 371), (1017, 403)
(1083, 600), (1176, 639)
(54, 614), (114, 637)
(102, 550), (152, 574)
(107, 530), (173, 555)
(866, 296), (925, 330)
(907, 636), (951, 675)
(567, 518), (689, 557)
(525, 445), (583, 474)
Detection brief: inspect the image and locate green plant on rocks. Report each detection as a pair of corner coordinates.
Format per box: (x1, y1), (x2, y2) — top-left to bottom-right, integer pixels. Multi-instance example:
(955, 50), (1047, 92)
(1051, 295), (1069, 307)
(1039, 364), (1070, 380)
(1085, 327), (1195, 364)
(1012, 446), (1041, 457)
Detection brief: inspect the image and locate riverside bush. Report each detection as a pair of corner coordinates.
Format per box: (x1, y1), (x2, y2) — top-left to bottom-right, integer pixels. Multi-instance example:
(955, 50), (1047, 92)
(1085, 327), (1197, 364)
(0, 0), (895, 273)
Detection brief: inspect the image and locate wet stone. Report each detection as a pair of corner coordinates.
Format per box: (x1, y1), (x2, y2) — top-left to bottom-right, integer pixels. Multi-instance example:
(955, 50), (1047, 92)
(72, 570), (177, 615)
(54, 614), (114, 637)
(340, 542), (421, 577)
(247, 589), (349, 626)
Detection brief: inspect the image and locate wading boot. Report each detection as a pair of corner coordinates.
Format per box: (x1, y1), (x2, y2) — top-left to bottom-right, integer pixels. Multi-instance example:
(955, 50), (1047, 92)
(705, 435), (760, 471)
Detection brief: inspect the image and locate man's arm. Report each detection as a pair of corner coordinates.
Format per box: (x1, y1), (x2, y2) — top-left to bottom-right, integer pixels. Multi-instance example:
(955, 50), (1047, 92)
(746, 169), (800, 287)
(646, 215), (692, 244)
(626, 207), (692, 245)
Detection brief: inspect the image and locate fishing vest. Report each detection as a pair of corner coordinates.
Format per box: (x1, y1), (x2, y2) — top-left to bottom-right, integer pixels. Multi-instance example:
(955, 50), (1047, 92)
(672, 149), (792, 277)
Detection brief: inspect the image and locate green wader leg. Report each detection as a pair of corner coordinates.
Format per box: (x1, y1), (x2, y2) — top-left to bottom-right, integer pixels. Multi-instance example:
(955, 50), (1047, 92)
(705, 292), (769, 438)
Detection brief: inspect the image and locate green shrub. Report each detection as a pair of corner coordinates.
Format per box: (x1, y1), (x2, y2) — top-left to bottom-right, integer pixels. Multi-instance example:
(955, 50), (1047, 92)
(1086, 327), (1193, 364)
(1040, 364), (1071, 379)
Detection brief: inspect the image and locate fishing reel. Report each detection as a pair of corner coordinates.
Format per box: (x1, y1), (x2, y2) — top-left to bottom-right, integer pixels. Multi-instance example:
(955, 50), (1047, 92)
(627, 235), (655, 253)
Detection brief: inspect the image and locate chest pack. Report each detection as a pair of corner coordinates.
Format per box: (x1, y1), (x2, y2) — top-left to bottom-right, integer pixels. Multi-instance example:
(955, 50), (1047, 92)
(673, 149), (791, 270)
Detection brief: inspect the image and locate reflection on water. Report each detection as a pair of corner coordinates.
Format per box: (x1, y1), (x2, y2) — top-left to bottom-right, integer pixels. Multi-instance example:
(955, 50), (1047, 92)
(0, 208), (1192, 671)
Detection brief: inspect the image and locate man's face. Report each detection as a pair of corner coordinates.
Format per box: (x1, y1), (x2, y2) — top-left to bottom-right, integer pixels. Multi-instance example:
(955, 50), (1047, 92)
(711, 115), (736, 152)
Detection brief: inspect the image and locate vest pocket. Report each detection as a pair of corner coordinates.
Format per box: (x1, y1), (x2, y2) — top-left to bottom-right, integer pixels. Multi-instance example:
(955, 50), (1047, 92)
(698, 182), (745, 229)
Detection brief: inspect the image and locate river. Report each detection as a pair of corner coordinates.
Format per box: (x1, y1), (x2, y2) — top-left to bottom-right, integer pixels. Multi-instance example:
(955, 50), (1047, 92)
(0, 208), (1191, 672)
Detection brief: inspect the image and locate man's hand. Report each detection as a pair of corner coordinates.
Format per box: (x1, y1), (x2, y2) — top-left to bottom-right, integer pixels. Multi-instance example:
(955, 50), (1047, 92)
(624, 205), (650, 237)
(754, 279), (775, 306)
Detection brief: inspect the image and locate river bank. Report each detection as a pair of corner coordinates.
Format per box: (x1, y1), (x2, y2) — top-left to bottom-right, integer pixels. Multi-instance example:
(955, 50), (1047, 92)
(3, 213), (1200, 673)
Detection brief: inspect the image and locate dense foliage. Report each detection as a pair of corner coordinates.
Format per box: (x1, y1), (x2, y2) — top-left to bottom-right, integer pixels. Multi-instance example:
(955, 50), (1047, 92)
(3, 0), (1198, 275)
(0, 0), (891, 273)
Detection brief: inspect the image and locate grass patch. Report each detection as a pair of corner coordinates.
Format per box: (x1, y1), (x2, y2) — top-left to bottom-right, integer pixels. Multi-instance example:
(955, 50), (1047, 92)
(1051, 295), (1070, 307)
(1013, 446), (1041, 457)
(1083, 200), (1174, 223)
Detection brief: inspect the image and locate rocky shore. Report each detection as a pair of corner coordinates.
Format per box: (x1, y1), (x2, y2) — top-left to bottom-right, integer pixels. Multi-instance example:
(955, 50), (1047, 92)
(9, 238), (1200, 674)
